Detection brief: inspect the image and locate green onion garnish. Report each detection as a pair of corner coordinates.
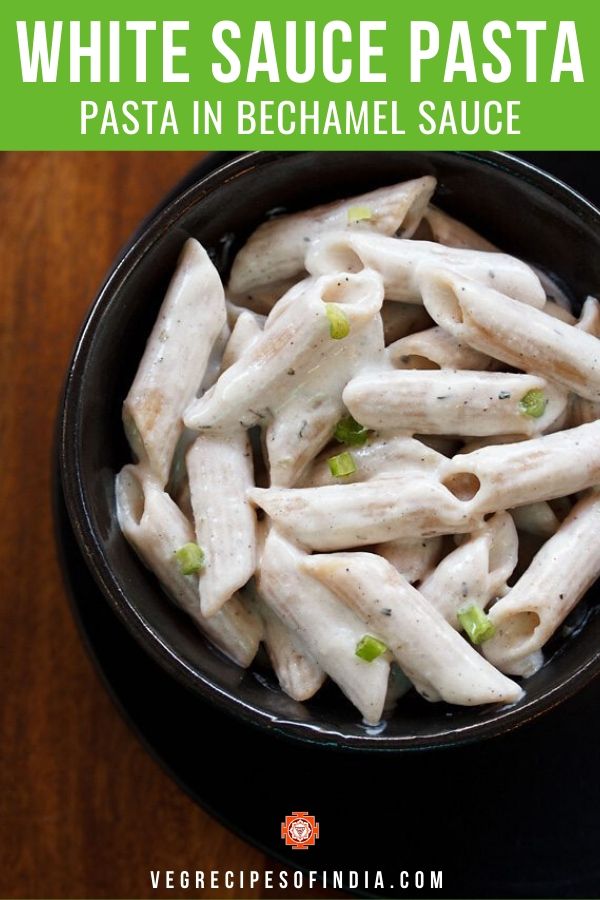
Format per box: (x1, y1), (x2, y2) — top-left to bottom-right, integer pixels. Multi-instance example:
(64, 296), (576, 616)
(175, 542), (205, 575)
(519, 389), (547, 418)
(334, 415), (369, 446)
(347, 205), (373, 223)
(324, 303), (350, 340)
(328, 451), (357, 478)
(457, 603), (496, 645)
(356, 634), (388, 661)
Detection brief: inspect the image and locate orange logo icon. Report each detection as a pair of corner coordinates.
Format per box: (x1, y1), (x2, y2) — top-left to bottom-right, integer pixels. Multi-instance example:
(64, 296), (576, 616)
(281, 811), (320, 850)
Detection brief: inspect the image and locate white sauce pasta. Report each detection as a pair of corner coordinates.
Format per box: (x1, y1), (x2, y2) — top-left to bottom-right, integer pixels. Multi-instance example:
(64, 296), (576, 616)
(116, 175), (600, 726)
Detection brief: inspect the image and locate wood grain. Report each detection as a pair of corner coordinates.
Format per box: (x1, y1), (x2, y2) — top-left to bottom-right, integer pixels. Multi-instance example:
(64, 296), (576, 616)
(0, 153), (339, 899)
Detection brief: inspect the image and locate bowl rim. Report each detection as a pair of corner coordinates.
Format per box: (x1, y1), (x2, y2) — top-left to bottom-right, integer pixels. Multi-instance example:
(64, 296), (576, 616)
(59, 149), (600, 751)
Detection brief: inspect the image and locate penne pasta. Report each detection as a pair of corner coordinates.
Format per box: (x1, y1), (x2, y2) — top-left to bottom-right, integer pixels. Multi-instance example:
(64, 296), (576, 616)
(387, 326), (492, 371)
(570, 297), (600, 425)
(440, 419), (600, 513)
(537, 269), (573, 309)
(375, 536), (444, 584)
(458, 434), (526, 454)
(343, 370), (567, 436)
(230, 278), (300, 316)
(115, 465), (262, 667)
(228, 176), (436, 303)
(483, 492), (600, 676)
(424, 205), (571, 314)
(511, 502), (560, 538)
(257, 529), (391, 724)
(544, 298), (576, 324)
(254, 591), (326, 702)
(265, 316), (384, 487)
(200, 321), (231, 394)
(305, 231), (546, 307)
(576, 295), (600, 337)
(423, 205), (497, 252)
(420, 268), (600, 401)
(186, 430), (256, 617)
(261, 275), (319, 329)
(419, 512), (518, 626)
(122, 239), (227, 487)
(184, 270), (384, 431)
(221, 310), (263, 370)
(301, 434), (447, 488)
(226, 298), (267, 330)
(248, 476), (482, 550)
(180, 312), (259, 617)
(301, 552), (523, 706)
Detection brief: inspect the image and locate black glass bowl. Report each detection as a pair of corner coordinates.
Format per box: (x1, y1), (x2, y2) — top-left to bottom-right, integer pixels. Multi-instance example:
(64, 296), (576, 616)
(59, 151), (600, 750)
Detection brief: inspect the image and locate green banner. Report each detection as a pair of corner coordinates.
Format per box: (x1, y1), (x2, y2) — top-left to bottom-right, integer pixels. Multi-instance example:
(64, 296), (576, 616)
(1, 0), (598, 148)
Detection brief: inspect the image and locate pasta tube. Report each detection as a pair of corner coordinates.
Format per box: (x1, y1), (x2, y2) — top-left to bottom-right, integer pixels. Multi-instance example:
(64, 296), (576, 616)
(571, 297), (600, 425)
(423, 205), (497, 252)
(221, 310), (263, 370)
(421, 206), (570, 314)
(440, 419), (600, 513)
(231, 278), (300, 316)
(301, 552), (523, 706)
(184, 313), (261, 616)
(343, 370), (567, 436)
(122, 239), (227, 487)
(420, 269), (600, 401)
(301, 434), (447, 487)
(254, 591), (326, 702)
(577, 295), (600, 337)
(115, 465), (262, 666)
(511, 502), (560, 538)
(419, 512), (518, 626)
(421, 207), (572, 312)
(184, 270), (384, 431)
(483, 492), (600, 675)
(226, 299), (267, 330)
(257, 529), (390, 723)
(544, 299), (576, 324)
(265, 316), (384, 487)
(199, 322), (231, 394)
(186, 431), (256, 617)
(387, 326), (491, 371)
(261, 275), (317, 328)
(228, 176), (435, 302)
(249, 476), (482, 550)
(376, 537), (443, 583)
(306, 231), (546, 307)
(458, 434), (526, 454)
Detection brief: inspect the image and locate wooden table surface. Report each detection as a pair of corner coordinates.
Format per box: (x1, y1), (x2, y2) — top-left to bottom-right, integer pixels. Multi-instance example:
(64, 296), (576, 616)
(0, 153), (339, 899)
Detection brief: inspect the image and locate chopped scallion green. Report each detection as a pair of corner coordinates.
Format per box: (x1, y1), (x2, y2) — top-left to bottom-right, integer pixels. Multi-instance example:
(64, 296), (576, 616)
(519, 389), (547, 418)
(324, 303), (350, 339)
(347, 205), (373, 223)
(356, 634), (388, 662)
(334, 415), (369, 446)
(327, 451), (357, 478)
(457, 603), (496, 644)
(175, 542), (205, 575)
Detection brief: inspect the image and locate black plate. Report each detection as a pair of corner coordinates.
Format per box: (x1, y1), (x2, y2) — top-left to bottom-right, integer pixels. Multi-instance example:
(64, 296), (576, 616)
(55, 152), (600, 898)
